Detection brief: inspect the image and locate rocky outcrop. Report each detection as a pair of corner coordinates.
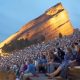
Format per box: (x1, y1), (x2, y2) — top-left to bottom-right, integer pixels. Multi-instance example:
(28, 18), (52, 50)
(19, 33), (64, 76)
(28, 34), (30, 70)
(0, 3), (74, 48)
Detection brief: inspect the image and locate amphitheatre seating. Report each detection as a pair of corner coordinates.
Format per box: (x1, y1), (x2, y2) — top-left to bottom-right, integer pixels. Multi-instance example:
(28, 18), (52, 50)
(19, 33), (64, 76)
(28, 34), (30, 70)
(0, 70), (16, 80)
(68, 66), (80, 80)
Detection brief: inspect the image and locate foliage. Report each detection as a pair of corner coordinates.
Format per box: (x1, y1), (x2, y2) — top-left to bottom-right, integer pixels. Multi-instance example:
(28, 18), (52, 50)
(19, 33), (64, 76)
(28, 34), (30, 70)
(59, 33), (63, 38)
(2, 39), (31, 53)
(2, 35), (45, 53)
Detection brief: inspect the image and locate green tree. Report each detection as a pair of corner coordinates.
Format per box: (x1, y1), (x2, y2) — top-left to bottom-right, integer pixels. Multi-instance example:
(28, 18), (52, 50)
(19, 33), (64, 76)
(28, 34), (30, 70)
(59, 33), (63, 38)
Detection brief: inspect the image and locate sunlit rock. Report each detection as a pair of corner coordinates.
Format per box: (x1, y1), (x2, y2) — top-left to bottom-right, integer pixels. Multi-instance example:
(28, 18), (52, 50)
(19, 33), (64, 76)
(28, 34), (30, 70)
(0, 3), (74, 48)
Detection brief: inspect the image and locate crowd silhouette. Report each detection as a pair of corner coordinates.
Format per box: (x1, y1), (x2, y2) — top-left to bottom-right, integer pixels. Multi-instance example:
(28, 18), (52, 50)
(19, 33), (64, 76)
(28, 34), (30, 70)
(0, 29), (80, 80)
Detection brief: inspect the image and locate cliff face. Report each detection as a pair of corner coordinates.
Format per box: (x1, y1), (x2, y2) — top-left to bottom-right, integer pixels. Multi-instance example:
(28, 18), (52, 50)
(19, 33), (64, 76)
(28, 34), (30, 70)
(18, 3), (74, 40)
(0, 3), (74, 48)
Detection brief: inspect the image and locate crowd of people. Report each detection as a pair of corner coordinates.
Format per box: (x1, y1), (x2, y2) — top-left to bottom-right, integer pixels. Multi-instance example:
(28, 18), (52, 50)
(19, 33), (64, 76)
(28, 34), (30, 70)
(0, 29), (80, 80)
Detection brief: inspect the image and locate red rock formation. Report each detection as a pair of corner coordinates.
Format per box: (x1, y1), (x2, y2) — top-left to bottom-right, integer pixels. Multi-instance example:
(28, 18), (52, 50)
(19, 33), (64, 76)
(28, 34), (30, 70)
(0, 3), (74, 48)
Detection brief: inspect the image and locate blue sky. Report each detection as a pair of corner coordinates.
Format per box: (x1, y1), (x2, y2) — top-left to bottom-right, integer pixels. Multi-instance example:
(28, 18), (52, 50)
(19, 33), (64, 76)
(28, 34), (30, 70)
(0, 0), (80, 42)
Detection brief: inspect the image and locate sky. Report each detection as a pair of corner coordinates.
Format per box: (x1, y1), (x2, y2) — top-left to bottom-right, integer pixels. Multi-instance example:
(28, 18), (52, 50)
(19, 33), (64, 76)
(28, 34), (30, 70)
(0, 0), (80, 42)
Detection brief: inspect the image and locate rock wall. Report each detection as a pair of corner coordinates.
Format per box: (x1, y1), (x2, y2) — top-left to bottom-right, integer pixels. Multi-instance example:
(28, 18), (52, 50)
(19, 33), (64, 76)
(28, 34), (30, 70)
(0, 3), (74, 48)
(20, 3), (73, 41)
